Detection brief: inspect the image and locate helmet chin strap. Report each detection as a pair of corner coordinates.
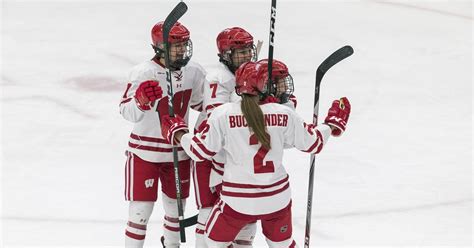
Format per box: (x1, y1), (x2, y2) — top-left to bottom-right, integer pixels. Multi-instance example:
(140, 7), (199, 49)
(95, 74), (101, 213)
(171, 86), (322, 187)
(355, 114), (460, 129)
(219, 58), (235, 73)
(219, 53), (238, 74)
(170, 58), (190, 71)
(152, 45), (189, 71)
(152, 44), (166, 63)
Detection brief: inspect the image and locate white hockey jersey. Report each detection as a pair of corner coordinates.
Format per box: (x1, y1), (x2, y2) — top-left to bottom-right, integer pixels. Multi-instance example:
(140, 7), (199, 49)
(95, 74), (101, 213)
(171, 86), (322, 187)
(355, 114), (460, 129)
(201, 63), (298, 187)
(203, 63), (241, 113)
(180, 101), (331, 215)
(120, 59), (205, 163)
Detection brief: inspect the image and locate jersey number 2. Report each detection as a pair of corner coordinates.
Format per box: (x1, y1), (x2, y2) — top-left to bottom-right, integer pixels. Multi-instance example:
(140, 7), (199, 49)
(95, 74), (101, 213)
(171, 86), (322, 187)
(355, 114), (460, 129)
(249, 133), (275, 174)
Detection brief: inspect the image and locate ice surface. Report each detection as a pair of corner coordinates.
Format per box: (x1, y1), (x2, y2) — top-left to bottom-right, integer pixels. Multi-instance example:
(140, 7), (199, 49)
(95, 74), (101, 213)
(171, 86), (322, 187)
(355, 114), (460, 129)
(1, 0), (472, 247)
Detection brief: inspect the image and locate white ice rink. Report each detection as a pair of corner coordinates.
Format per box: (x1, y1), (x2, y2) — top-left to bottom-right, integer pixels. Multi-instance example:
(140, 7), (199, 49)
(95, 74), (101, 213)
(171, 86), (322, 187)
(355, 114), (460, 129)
(1, 0), (472, 247)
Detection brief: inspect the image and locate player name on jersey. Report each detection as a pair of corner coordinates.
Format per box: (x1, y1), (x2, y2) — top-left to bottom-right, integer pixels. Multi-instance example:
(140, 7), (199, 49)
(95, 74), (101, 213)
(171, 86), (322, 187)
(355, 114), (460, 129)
(229, 113), (289, 128)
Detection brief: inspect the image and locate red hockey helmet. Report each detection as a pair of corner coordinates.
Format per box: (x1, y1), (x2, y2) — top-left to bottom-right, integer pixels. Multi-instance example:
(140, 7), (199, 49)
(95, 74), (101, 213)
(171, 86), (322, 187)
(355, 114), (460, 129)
(216, 27), (254, 55)
(235, 61), (264, 96)
(216, 27), (256, 73)
(151, 21), (190, 46)
(255, 59), (294, 103)
(255, 59), (289, 83)
(151, 21), (192, 70)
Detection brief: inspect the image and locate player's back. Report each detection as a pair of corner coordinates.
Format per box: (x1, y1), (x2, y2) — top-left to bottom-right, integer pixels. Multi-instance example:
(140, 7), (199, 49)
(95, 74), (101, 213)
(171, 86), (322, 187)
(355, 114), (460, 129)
(209, 101), (298, 215)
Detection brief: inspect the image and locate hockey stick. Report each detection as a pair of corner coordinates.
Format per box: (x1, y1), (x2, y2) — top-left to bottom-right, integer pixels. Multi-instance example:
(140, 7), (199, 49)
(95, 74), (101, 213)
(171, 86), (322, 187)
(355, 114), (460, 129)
(161, 1), (194, 243)
(304, 45), (354, 248)
(267, 0), (277, 84)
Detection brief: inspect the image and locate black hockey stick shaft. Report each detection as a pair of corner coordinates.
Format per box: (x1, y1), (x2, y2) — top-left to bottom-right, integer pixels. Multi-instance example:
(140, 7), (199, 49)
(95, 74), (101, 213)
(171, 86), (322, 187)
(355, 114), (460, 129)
(162, 1), (189, 243)
(304, 45), (354, 248)
(267, 0), (277, 84)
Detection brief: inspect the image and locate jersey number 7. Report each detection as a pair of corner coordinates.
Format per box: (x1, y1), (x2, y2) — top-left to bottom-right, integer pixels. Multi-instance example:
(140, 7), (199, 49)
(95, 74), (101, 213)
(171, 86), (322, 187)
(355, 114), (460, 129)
(209, 83), (218, 98)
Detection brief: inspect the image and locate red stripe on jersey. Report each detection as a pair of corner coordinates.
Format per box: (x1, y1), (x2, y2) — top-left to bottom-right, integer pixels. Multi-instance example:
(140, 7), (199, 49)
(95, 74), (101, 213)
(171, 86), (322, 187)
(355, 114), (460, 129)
(190, 146), (206, 161)
(122, 83), (132, 99)
(303, 139), (319, 153)
(212, 159), (224, 168)
(315, 130), (324, 154)
(164, 224), (180, 232)
(130, 133), (168, 144)
(289, 240), (297, 248)
(205, 103), (223, 111)
(192, 136), (216, 156)
(304, 123), (315, 135)
(221, 183), (290, 198)
(164, 216), (179, 223)
(120, 98), (132, 105)
(125, 230), (145, 240)
(127, 221), (147, 230)
(195, 228), (205, 234)
(125, 153), (132, 200)
(205, 200), (224, 233)
(289, 95), (297, 108)
(212, 167), (224, 175)
(191, 102), (203, 111)
(223, 175), (289, 189)
(128, 142), (183, 152)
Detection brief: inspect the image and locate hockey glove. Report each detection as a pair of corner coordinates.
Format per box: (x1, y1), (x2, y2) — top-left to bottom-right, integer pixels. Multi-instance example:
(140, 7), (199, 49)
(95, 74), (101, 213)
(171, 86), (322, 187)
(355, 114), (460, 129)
(161, 115), (189, 145)
(134, 80), (163, 111)
(324, 97), (351, 137)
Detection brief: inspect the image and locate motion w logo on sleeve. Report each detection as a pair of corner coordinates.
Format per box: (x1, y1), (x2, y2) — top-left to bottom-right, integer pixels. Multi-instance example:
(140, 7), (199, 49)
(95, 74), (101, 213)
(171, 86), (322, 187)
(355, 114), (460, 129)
(144, 179), (155, 188)
(173, 71), (183, 81)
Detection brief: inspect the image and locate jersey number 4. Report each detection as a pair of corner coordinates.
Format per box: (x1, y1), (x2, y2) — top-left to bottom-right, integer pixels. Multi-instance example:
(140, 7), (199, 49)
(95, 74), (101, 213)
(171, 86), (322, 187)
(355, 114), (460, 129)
(249, 133), (275, 174)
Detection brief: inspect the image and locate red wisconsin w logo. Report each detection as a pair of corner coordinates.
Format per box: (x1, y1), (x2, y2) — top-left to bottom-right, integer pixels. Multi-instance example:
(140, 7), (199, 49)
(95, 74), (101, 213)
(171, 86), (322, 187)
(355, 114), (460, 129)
(144, 179), (154, 188)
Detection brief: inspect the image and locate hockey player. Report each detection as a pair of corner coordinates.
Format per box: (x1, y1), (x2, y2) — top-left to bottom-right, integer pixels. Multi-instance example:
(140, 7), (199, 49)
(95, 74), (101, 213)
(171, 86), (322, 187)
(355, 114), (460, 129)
(160, 60), (351, 247)
(194, 27), (297, 247)
(192, 27), (258, 247)
(119, 21), (205, 248)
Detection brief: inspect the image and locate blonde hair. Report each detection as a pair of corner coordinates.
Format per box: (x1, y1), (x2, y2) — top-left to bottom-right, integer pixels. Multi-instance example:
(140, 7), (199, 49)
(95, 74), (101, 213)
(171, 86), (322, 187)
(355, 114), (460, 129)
(241, 94), (271, 149)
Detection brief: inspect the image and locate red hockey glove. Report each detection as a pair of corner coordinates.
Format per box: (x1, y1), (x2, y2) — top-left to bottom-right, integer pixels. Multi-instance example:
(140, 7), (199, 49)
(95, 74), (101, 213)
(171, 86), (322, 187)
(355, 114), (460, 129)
(161, 115), (189, 145)
(324, 97), (351, 137)
(134, 80), (163, 110)
(260, 95), (279, 105)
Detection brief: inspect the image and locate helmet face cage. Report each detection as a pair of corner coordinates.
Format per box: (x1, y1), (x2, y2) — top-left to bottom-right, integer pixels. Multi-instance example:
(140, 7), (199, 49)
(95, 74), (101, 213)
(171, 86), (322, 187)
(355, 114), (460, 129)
(153, 39), (193, 70)
(265, 74), (294, 103)
(221, 44), (257, 73)
(151, 21), (192, 70)
(230, 44), (257, 67)
(168, 39), (193, 70)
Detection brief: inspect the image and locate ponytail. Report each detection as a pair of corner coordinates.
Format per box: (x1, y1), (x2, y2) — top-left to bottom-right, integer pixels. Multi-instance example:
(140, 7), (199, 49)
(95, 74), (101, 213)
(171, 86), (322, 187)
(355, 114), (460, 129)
(241, 94), (271, 149)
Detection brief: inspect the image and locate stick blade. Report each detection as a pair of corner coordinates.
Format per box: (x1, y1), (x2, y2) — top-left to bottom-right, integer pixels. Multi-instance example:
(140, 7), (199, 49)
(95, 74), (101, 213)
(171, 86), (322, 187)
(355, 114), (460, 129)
(163, 2), (188, 42)
(316, 45), (354, 84)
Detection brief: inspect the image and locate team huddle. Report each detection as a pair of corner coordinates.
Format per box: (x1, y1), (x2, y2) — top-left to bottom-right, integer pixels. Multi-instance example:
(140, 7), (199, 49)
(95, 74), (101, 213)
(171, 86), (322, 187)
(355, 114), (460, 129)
(119, 21), (351, 248)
